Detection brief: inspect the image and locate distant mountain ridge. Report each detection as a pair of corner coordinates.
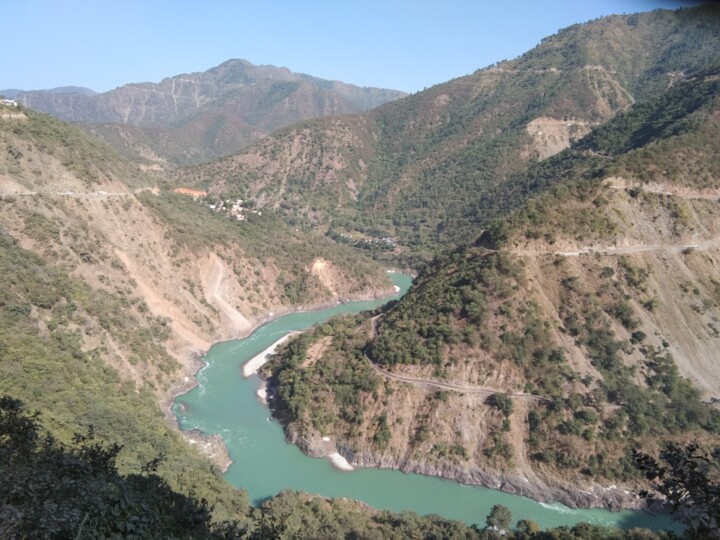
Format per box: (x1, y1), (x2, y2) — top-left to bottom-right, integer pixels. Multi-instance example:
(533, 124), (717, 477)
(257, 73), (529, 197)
(15, 59), (407, 166)
(0, 89), (24, 99)
(35, 86), (97, 95)
(3, 86), (96, 96)
(185, 6), (719, 260)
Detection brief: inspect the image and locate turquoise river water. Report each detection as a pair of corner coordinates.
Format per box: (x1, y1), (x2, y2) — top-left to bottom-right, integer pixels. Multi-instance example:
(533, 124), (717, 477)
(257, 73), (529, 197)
(173, 272), (677, 532)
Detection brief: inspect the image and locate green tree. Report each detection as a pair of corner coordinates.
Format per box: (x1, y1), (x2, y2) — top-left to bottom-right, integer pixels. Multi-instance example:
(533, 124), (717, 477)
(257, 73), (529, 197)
(0, 396), (245, 539)
(516, 518), (541, 534)
(486, 504), (512, 531)
(489, 393), (514, 417)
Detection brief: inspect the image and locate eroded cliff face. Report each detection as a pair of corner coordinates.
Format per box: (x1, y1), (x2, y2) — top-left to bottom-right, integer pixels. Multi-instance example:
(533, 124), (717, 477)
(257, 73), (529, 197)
(289, 426), (640, 510)
(0, 110), (393, 430)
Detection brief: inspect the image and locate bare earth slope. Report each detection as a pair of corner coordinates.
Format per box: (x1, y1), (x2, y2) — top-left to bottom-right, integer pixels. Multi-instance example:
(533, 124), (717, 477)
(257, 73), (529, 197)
(0, 106), (393, 466)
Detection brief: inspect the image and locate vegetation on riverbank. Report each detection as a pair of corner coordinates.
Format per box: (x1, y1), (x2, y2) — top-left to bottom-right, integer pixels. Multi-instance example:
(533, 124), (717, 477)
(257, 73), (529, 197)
(2, 395), (681, 538)
(0, 233), (249, 521)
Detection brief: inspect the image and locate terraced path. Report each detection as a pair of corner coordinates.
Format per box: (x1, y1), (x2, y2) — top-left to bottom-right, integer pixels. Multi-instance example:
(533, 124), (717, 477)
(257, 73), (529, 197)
(365, 315), (551, 403)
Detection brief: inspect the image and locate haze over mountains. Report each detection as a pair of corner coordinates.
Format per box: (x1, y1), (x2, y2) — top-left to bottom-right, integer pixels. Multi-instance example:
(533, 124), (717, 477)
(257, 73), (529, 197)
(10, 59), (406, 166)
(1, 5), (720, 538)
(1, 86), (98, 97)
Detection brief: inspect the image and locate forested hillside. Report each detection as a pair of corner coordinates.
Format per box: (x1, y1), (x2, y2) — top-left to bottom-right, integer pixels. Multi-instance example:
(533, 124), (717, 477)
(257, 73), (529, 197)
(261, 56), (720, 510)
(181, 6), (720, 262)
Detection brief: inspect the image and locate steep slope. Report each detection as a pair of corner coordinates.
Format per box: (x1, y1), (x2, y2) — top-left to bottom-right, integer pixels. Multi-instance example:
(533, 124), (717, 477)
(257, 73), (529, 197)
(2, 105), (389, 341)
(185, 6), (720, 260)
(260, 67), (720, 510)
(17, 59), (406, 166)
(0, 104), (393, 520)
(0, 232), (251, 521)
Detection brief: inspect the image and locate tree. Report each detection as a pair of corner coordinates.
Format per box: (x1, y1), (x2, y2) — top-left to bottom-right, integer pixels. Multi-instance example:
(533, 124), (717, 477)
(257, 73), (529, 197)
(516, 518), (541, 534)
(0, 395), (245, 539)
(489, 393), (514, 417)
(634, 442), (720, 538)
(486, 504), (512, 531)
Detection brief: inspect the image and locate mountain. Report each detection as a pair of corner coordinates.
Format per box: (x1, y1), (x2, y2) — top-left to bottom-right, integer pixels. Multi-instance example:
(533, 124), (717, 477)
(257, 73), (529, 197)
(0, 102), (395, 522)
(0, 89), (24, 99)
(15, 59), (407, 166)
(184, 6), (720, 263)
(3, 6), (720, 536)
(3, 86), (97, 96)
(261, 63), (720, 509)
(43, 85), (98, 95)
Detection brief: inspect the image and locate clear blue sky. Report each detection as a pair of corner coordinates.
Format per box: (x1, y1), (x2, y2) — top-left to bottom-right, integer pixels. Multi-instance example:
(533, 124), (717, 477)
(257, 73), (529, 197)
(2, 0), (699, 93)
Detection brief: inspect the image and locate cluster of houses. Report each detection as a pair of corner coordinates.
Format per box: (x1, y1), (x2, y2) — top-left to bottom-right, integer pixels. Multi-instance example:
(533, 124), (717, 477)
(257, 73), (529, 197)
(0, 98), (18, 107)
(331, 230), (397, 251)
(207, 197), (261, 221)
(173, 188), (261, 222)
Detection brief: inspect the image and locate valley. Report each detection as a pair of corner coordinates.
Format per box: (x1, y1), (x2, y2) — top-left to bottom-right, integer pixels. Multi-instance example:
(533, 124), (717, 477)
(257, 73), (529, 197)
(173, 285), (675, 531)
(1, 5), (719, 538)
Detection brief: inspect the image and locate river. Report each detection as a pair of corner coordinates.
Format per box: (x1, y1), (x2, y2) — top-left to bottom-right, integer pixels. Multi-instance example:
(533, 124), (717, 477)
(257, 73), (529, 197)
(173, 272), (677, 531)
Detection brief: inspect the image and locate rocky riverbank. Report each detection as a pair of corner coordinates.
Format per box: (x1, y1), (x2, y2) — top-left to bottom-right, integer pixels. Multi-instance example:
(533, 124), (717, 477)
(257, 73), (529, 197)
(275, 408), (645, 513)
(164, 281), (400, 474)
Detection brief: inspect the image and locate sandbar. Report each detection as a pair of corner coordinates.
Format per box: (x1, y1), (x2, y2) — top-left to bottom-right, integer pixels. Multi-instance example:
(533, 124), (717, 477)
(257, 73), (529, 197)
(242, 332), (300, 377)
(256, 382), (268, 404)
(328, 452), (355, 471)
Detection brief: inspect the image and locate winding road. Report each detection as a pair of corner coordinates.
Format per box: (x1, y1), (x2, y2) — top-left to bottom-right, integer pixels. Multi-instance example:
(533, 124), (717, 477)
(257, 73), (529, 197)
(365, 315), (551, 403)
(363, 351), (551, 403)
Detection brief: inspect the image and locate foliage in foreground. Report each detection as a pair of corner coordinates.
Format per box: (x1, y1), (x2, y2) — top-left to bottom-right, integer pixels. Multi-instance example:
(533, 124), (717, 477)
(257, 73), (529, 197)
(635, 443), (720, 538)
(1, 395), (681, 539)
(0, 231), (249, 521)
(0, 396), (246, 539)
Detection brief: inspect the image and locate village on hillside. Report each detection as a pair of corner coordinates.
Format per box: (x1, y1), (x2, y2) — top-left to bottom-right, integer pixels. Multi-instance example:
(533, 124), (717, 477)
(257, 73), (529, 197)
(173, 187), (261, 222)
